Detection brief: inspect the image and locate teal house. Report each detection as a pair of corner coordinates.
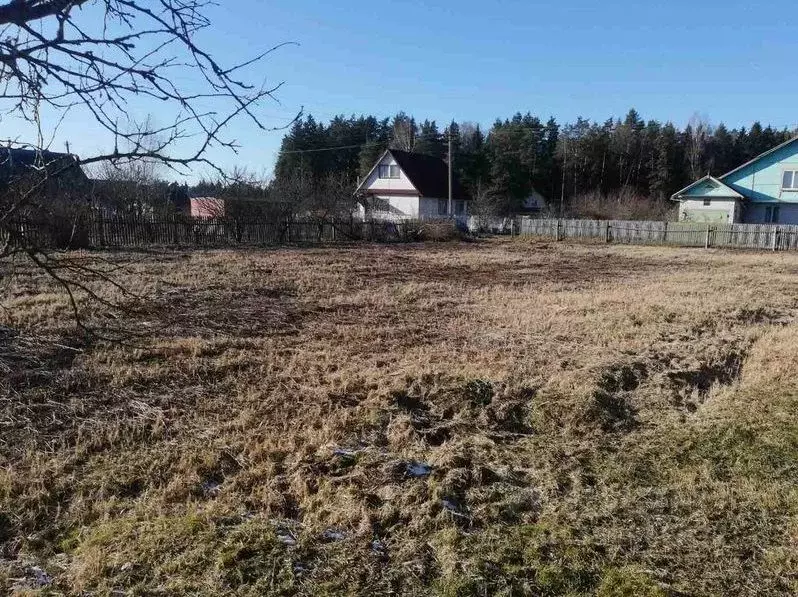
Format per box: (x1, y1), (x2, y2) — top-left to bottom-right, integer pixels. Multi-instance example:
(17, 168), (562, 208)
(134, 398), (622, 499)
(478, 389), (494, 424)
(671, 137), (798, 224)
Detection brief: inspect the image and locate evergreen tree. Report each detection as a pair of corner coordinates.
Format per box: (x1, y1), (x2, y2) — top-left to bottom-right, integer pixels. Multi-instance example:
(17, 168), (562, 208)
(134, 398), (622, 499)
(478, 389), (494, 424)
(271, 109), (794, 214)
(649, 122), (681, 200)
(415, 120), (446, 159)
(358, 140), (384, 180)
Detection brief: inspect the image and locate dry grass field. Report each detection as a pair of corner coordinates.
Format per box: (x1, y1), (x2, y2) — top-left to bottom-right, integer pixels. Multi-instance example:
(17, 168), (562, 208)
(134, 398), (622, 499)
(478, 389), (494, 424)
(2, 239), (798, 595)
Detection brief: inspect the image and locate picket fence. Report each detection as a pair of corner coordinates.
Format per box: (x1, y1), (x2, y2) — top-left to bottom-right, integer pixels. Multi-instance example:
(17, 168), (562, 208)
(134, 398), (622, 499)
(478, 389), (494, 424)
(517, 217), (798, 251)
(3, 215), (426, 249)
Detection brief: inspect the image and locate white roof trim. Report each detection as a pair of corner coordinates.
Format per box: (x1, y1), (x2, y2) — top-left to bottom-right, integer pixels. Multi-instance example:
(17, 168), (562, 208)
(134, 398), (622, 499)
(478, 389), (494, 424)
(353, 149), (420, 195)
(720, 135), (798, 180)
(670, 175), (744, 201)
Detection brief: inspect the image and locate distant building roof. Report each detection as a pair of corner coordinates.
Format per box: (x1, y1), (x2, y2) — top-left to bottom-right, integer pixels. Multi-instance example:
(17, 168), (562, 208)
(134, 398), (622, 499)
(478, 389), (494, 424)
(0, 148), (86, 183)
(356, 148), (468, 200)
(388, 149), (467, 199)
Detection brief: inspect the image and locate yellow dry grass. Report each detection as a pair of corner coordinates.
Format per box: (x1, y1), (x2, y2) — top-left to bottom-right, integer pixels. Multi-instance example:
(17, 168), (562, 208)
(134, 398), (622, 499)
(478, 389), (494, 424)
(2, 239), (798, 595)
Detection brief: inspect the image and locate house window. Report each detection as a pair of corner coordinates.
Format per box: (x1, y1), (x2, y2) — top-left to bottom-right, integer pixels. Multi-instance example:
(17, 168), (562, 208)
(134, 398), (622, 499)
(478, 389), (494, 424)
(782, 170), (798, 190)
(765, 205), (780, 223)
(438, 199), (449, 215)
(378, 164), (400, 179)
(703, 198), (711, 206)
(455, 200), (465, 215)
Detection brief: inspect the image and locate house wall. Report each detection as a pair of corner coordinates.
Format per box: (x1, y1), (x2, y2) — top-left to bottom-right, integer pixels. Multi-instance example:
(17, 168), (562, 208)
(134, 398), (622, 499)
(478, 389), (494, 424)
(420, 197), (444, 218)
(724, 140), (798, 203)
(369, 194), (420, 220)
(743, 203), (798, 224)
(678, 198), (738, 223)
(419, 197), (469, 221)
(361, 154), (417, 192)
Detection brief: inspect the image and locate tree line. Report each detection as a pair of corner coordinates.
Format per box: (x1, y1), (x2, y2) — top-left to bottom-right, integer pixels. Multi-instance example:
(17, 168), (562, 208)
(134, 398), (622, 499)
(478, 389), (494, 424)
(274, 110), (796, 216)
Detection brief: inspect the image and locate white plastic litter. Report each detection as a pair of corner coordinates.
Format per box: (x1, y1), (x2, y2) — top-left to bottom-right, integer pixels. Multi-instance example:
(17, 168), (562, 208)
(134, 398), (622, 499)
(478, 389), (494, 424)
(405, 461), (432, 477)
(322, 529), (346, 541)
(29, 566), (52, 587)
(371, 539), (387, 553)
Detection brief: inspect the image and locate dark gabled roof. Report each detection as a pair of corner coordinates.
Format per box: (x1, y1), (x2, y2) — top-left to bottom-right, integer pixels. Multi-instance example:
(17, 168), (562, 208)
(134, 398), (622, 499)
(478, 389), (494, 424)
(387, 149), (468, 200)
(0, 148), (85, 182)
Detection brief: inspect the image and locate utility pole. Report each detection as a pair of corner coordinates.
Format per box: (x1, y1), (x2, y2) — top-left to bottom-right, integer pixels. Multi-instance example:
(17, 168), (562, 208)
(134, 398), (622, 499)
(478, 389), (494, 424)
(560, 137), (566, 215)
(447, 126), (453, 217)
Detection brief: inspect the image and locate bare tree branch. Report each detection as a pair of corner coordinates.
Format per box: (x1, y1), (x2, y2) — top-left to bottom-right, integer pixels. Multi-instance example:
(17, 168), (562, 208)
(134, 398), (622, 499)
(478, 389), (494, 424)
(0, 0), (297, 334)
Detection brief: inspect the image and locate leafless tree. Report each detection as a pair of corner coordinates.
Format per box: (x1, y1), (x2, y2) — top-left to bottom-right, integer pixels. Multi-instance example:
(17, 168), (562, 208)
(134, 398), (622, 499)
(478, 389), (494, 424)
(390, 113), (416, 152)
(687, 112), (712, 180)
(271, 170), (358, 221)
(87, 115), (181, 216)
(0, 0), (295, 334)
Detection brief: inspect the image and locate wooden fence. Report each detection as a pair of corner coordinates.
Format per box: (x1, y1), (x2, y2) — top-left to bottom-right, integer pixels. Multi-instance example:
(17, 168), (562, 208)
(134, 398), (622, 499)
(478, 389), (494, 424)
(517, 217), (798, 251)
(2, 215), (428, 249)
(10, 212), (796, 252)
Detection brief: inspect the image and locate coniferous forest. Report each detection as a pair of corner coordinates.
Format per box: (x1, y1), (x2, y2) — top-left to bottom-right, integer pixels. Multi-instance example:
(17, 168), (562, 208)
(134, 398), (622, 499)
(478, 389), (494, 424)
(274, 109), (795, 217)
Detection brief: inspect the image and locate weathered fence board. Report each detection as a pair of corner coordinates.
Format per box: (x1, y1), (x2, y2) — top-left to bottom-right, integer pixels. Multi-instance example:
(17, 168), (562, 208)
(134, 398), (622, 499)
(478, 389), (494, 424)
(517, 217), (798, 251)
(2, 214), (431, 249)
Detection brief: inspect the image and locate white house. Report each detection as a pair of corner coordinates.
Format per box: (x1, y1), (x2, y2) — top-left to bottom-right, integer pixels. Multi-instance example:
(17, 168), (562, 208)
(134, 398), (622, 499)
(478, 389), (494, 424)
(520, 188), (548, 214)
(354, 149), (468, 222)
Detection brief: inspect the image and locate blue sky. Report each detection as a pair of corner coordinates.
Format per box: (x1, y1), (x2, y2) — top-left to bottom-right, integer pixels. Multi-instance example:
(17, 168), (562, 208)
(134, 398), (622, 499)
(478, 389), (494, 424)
(7, 0), (798, 181)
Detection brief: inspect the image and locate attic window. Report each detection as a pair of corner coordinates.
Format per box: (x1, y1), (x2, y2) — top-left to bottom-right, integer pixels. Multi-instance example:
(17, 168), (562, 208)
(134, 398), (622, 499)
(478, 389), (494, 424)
(782, 170), (798, 190)
(378, 164), (400, 179)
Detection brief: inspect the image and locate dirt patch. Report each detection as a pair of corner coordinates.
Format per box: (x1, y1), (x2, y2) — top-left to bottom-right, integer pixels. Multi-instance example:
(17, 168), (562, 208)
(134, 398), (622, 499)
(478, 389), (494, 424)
(664, 350), (745, 409)
(0, 327), (87, 389)
(152, 284), (301, 338)
(360, 243), (672, 289)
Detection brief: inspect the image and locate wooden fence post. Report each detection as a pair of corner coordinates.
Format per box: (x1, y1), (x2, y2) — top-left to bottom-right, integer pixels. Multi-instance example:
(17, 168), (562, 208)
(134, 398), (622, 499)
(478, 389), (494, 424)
(705, 223), (711, 249)
(605, 221), (611, 243)
(510, 218), (515, 237)
(662, 221), (668, 245)
(772, 226), (779, 252)
(556, 219), (562, 241)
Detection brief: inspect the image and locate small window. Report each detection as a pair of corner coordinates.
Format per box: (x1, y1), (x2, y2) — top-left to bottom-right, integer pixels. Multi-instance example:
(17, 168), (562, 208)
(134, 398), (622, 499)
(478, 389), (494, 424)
(703, 198), (711, 206)
(783, 170), (798, 190)
(438, 199), (449, 215)
(378, 164), (400, 179)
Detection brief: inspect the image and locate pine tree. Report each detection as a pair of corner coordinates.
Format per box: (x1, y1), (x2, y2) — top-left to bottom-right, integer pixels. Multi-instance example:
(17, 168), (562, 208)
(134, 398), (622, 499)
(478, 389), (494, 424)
(272, 109), (790, 211)
(649, 122), (680, 200)
(415, 120), (446, 159)
(358, 140), (384, 180)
